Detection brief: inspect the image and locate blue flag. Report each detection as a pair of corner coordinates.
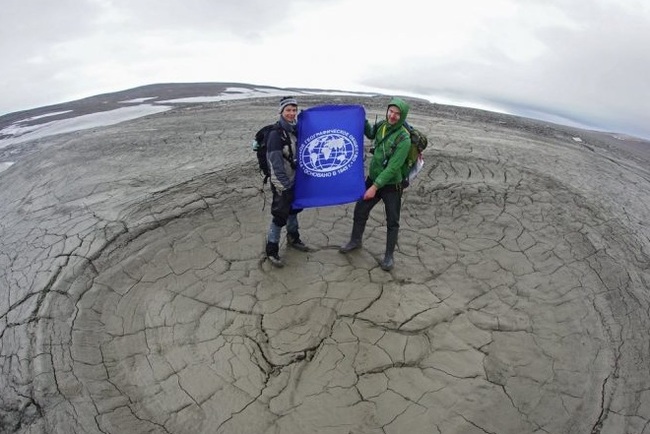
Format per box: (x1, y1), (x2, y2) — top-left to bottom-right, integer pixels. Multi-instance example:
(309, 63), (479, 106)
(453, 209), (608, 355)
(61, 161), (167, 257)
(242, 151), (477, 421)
(293, 105), (366, 208)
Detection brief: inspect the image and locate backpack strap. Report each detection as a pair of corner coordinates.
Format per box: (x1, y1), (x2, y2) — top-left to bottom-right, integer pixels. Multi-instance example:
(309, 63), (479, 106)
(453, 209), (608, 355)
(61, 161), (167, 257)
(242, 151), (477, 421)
(385, 125), (411, 160)
(268, 123), (295, 170)
(277, 124), (295, 168)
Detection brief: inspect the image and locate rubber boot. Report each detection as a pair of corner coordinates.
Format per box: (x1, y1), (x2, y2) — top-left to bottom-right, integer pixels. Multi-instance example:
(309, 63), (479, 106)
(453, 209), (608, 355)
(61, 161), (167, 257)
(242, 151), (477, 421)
(380, 229), (398, 271)
(339, 221), (365, 253)
(287, 231), (310, 252)
(265, 241), (284, 268)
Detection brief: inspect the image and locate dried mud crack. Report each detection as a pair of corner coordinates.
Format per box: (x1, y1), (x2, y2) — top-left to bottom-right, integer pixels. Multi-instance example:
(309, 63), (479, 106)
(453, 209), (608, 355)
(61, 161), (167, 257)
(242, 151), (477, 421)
(1, 95), (649, 434)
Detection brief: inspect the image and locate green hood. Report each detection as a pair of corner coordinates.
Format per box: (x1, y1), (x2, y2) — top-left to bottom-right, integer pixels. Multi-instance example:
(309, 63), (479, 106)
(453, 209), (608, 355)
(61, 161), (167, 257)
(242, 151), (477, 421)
(386, 97), (410, 130)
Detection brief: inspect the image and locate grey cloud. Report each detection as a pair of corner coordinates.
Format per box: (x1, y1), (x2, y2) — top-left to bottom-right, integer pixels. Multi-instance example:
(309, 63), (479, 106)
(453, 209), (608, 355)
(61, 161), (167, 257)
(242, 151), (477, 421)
(107, 0), (321, 39)
(0, 0), (101, 55)
(362, 2), (650, 138)
(1, 0), (647, 139)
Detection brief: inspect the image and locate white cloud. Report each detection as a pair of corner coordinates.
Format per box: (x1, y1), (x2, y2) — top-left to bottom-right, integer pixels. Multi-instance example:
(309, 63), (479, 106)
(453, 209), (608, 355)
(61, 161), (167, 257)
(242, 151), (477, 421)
(1, 0), (649, 139)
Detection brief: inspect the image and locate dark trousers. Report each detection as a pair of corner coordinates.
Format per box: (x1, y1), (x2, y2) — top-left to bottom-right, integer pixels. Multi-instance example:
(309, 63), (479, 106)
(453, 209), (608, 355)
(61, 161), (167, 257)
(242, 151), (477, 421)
(270, 184), (302, 228)
(353, 179), (402, 242)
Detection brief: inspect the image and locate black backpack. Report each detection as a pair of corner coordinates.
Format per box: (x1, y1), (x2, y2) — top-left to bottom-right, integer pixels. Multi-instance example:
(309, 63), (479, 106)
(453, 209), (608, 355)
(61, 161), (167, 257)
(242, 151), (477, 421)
(252, 122), (292, 183)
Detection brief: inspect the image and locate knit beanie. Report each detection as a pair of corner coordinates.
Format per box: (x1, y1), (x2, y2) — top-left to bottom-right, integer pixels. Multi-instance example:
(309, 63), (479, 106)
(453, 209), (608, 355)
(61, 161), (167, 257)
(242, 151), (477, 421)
(279, 96), (298, 113)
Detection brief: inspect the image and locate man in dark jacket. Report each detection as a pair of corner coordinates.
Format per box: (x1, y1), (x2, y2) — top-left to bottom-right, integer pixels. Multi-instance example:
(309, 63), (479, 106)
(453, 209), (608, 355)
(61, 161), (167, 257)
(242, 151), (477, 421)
(265, 96), (310, 267)
(339, 97), (411, 271)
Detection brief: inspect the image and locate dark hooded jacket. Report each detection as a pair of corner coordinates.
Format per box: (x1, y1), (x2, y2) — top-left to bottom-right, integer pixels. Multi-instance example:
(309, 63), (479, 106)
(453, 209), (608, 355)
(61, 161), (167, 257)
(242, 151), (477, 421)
(266, 117), (297, 192)
(364, 97), (411, 188)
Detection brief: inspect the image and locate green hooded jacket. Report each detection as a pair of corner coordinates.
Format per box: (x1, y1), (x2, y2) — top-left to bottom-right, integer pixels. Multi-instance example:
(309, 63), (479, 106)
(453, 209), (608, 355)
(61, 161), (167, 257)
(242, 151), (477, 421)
(364, 97), (411, 188)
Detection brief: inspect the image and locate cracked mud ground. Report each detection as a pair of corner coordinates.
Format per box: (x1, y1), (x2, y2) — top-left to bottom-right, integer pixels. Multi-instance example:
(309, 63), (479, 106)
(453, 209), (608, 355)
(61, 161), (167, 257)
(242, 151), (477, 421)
(1, 95), (649, 434)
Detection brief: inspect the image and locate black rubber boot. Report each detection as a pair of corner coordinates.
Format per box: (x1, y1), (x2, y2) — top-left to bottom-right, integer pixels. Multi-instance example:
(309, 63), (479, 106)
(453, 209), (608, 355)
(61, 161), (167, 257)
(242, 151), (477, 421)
(339, 221), (365, 253)
(287, 231), (310, 252)
(265, 241), (284, 267)
(380, 253), (394, 271)
(380, 229), (398, 271)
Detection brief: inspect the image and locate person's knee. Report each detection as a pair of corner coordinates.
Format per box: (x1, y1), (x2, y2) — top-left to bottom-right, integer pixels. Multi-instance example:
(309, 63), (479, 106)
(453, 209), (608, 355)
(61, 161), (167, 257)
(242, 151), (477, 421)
(386, 214), (401, 230)
(272, 215), (288, 227)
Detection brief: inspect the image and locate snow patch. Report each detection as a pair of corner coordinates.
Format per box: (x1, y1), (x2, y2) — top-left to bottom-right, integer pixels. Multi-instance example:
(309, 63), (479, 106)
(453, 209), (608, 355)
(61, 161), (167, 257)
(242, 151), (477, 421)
(120, 97), (157, 103)
(0, 104), (171, 149)
(0, 162), (14, 173)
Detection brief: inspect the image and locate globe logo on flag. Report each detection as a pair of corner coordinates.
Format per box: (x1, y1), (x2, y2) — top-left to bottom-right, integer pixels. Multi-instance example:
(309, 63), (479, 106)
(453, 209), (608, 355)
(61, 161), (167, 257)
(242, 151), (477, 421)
(299, 129), (359, 178)
(294, 104), (366, 208)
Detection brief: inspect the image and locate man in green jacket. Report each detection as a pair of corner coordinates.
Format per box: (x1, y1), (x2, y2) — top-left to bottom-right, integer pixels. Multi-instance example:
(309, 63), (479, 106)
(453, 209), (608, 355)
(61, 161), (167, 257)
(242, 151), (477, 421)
(339, 97), (411, 271)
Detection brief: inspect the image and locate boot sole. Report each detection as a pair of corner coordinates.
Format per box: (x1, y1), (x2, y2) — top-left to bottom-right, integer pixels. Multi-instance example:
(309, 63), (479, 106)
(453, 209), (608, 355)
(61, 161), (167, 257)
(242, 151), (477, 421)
(288, 244), (311, 252)
(380, 259), (394, 271)
(268, 257), (284, 268)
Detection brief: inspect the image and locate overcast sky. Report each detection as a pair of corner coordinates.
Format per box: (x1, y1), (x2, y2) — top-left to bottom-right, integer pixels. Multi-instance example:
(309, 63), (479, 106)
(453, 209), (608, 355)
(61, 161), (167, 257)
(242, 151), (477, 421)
(2, 0), (649, 139)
